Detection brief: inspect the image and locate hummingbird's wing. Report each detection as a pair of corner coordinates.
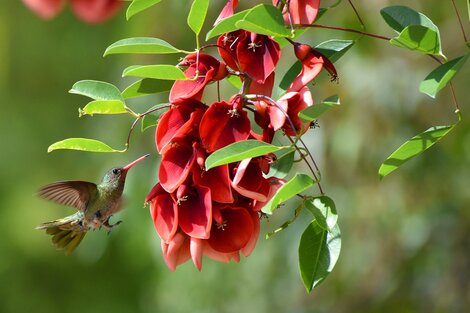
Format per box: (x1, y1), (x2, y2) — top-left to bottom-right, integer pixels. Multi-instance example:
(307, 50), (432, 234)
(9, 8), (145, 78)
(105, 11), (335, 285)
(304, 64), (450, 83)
(37, 181), (98, 212)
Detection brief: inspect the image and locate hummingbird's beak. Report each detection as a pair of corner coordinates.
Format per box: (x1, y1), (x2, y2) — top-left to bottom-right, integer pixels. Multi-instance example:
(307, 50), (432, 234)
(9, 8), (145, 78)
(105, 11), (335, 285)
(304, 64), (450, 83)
(122, 154), (150, 171)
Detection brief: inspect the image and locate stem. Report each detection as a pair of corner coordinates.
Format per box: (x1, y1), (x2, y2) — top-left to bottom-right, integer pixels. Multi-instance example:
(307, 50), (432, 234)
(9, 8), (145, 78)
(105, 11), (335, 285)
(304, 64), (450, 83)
(449, 81), (462, 118)
(347, 0), (365, 31)
(450, 0), (468, 43)
(297, 23), (391, 40)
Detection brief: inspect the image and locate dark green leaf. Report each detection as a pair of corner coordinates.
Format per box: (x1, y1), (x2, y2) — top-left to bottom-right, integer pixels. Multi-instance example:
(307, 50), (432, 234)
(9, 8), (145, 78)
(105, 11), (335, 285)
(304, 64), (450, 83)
(123, 65), (187, 80)
(315, 39), (354, 62)
(126, 0), (162, 20)
(79, 100), (128, 117)
(390, 25), (442, 56)
(380, 5), (439, 33)
(299, 95), (340, 122)
(205, 140), (289, 170)
(188, 0), (209, 36)
(379, 125), (455, 178)
(262, 173), (316, 214)
(48, 138), (123, 153)
(69, 80), (123, 101)
(305, 196), (338, 230)
(235, 4), (290, 37)
(299, 222), (341, 292)
(267, 149), (295, 179)
(206, 10), (250, 40)
(419, 54), (469, 98)
(104, 37), (181, 56)
(122, 79), (173, 99)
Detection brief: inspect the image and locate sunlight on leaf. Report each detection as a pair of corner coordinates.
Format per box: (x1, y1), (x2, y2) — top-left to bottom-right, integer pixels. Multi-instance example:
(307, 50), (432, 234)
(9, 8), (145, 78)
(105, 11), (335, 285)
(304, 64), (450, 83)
(48, 138), (124, 153)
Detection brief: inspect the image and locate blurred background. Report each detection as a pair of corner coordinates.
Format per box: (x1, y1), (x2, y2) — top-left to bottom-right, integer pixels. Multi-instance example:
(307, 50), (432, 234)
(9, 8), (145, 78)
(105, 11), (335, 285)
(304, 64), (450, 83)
(0, 0), (469, 312)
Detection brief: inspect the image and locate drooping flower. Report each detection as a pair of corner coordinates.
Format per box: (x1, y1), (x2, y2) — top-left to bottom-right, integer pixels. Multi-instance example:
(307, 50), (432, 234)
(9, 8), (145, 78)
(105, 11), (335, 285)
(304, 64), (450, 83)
(278, 86), (314, 136)
(22, 0), (122, 23)
(214, 0), (239, 25)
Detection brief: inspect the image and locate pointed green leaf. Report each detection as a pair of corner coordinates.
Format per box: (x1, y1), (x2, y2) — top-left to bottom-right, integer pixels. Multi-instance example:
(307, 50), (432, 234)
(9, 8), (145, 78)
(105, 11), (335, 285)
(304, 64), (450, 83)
(205, 140), (289, 170)
(299, 222), (341, 292)
(299, 96), (340, 122)
(79, 100), (128, 117)
(419, 54), (469, 98)
(69, 80), (123, 101)
(267, 149), (295, 179)
(235, 4), (290, 37)
(123, 65), (187, 80)
(48, 138), (123, 153)
(188, 0), (209, 36)
(141, 104), (165, 132)
(206, 9), (250, 40)
(314, 40), (354, 62)
(262, 173), (316, 214)
(122, 79), (173, 99)
(126, 0), (162, 20)
(380, 6), (440, 33)
(104, 37), (182, 56)
(305, 196), (338, 230)
(390, 25), (441, 56)
(379, 125), (455, 178)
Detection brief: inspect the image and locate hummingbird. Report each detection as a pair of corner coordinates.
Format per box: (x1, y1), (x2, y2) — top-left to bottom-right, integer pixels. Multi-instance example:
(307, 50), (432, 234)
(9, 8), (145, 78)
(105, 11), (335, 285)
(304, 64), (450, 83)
(36, 154), (150, 255)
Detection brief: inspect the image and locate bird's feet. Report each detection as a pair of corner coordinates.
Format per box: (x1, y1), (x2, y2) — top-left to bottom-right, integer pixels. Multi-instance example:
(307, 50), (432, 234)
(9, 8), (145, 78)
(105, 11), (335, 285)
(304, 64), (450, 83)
(103, 219), (123, 235)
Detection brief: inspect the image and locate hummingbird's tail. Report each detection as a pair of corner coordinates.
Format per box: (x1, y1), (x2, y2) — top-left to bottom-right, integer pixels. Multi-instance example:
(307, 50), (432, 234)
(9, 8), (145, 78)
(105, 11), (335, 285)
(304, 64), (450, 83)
(36, 213), (86, 255)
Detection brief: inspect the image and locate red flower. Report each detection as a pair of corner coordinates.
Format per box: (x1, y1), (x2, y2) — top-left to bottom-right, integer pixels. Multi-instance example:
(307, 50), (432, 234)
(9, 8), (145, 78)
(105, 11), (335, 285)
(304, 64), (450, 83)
(214, 0), (239, 25)
(278, 86), (313, 136)
(146, 183), (178, 243)
(199, 100), (251, 152)
(22, 0), (122, 23)
(193, 163), (234, 204)
(274, 0), (321, 25)
(170, 53), (227, 104)
(231, 158), (271, 202)
(176, 184), (212, 240)
(289, 43), (337, 92)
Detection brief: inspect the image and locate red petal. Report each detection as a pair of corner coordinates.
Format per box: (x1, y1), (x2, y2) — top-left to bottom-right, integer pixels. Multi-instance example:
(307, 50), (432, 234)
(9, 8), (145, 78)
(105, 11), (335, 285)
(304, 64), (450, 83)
(22, 0), (65, 19)
(161, 232), (191, 271)
(217, 30), (246, 72)
(148, 183), (178, 243)
(199, 101), (251, 152)
(281, 87), (313, 136)
(190, 237), (204, 271)
(241, 209), (260, 256)
(159, 140), (196, 193)
(169, 65), (212, 104)
(71, 0), (122, 24)
(237, 33), (280, 83)
(279, 0), (320, 24)
(232, 159), (270, 202)
(214, 0), (239, 25)
(208, 206), (254, 253)
(193, 164), (234, 203)
(178, 185), (212, 239)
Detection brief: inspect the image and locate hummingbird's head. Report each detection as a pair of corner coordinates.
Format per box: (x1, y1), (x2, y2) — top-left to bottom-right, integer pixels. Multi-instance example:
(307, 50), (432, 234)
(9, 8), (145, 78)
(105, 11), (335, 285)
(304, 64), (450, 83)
(101, 154), (150, 188)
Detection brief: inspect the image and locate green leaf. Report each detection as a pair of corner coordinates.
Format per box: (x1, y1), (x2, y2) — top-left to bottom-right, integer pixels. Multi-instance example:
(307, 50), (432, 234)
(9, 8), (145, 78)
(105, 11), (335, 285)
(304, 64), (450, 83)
(141, 104), (165, 132)
(278, 61), (302, 93)
(226, 75), (243, 90)
(390, 25), (442, 56)
(299, 222), (341, 292)
(235, 4), (290, 37)
(299, 95), (340, 122)
(379, 125), (455, 178)
(123, 65), (187, 80)
(69, 80), (123, 101)
(122, 79), (173, 99)
(126, 0), (162, 20)
(267, 149), (295, 179)
(315, 39), (354, 62)
(419, 54), (469, 98)
(205, 140), (289, 170)
(380, 6), (439, 33)
(262, 173), (316, 214)
(104, 37), (181, 56)
(305, 196), (338, 230)
(206, 10), (250, 40)
(79, 100), (128, 117)
(48, 138), (123, 153)
(188, 0), (209, 36)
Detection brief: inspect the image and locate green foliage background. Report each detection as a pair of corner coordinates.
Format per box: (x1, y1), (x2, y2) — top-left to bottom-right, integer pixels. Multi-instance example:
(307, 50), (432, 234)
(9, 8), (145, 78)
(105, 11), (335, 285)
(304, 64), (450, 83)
(0, 1), (469, 312)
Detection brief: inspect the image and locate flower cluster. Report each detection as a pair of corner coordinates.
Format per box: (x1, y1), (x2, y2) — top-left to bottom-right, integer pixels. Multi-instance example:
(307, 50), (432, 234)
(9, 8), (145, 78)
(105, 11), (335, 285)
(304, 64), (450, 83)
(146, 0), (335, 271)
(22, 0), (122, 23)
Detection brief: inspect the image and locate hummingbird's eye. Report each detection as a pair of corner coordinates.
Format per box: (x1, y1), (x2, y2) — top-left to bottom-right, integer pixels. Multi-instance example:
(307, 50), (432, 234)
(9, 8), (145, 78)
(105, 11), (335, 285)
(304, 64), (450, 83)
(112, 168), (120, 175)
